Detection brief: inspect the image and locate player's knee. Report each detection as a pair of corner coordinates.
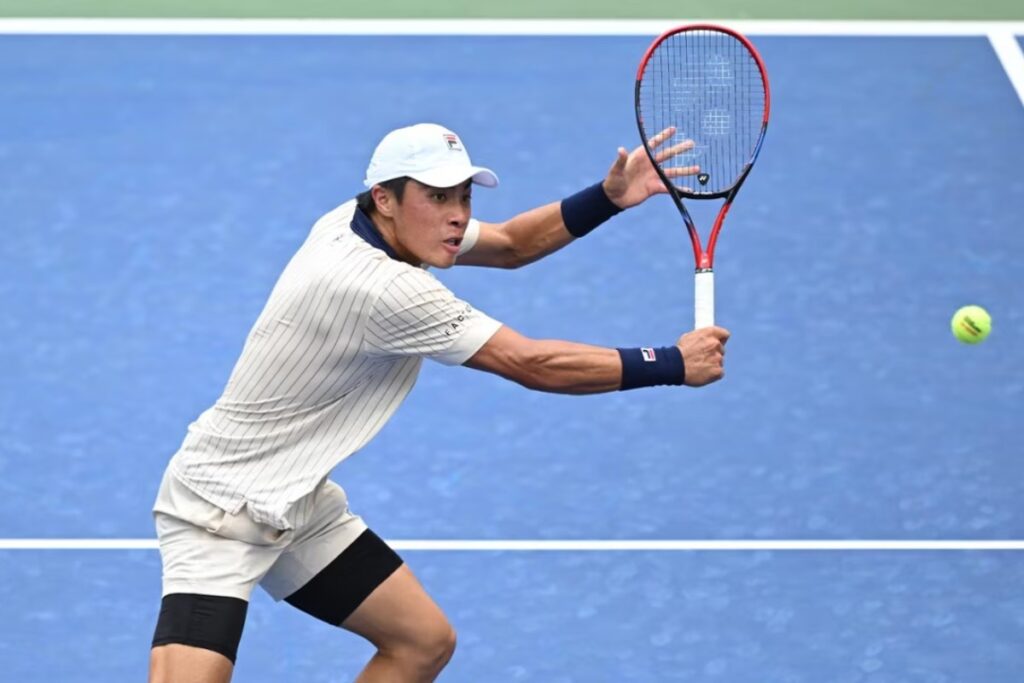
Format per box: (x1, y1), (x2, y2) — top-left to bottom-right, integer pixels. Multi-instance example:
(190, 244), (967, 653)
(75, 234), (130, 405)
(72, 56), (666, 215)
(416, 619), (457, 673)
(436, 622), (457, 667)
(389, 619), (456, 675)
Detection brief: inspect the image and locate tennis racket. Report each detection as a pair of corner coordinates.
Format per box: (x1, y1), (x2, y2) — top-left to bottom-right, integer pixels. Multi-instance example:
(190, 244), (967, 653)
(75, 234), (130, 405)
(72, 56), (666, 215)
(635, 24), (770, 329)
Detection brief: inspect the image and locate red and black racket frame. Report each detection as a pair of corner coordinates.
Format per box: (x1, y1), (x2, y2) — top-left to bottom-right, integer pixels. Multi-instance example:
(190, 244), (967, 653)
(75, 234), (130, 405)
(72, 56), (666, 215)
(634, 23), (772, 273)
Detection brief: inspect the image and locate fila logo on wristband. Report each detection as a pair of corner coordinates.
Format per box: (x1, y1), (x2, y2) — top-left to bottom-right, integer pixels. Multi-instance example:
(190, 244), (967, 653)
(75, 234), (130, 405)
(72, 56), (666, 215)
(617, 346), (684, 390)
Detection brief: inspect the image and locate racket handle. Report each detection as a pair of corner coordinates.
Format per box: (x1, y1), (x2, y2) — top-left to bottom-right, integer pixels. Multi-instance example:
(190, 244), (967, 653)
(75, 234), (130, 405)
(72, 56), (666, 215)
(694, 270), (714, 329)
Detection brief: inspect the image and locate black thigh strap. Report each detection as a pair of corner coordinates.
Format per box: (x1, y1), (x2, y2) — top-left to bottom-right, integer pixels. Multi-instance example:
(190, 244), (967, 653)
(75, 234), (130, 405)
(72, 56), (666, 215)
(285, 528), (403, 626)
(152, 593), (249, 664)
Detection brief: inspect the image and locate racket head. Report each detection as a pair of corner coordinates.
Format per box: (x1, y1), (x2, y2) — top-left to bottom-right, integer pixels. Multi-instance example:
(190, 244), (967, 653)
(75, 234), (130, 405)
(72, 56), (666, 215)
(635, 24), (770, 201)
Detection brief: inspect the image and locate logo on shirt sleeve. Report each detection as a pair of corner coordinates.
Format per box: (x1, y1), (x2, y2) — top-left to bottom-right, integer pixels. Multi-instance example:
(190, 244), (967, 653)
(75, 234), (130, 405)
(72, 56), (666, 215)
(443, 305), (472, 336)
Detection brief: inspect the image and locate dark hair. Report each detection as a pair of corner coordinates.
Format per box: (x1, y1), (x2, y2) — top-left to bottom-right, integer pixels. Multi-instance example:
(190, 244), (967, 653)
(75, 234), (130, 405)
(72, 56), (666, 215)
(356, 177), (411, 214)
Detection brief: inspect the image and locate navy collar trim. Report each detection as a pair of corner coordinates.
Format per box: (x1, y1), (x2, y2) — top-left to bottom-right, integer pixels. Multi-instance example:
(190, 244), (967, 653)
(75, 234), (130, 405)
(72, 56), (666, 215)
(350, 206), (399, 260)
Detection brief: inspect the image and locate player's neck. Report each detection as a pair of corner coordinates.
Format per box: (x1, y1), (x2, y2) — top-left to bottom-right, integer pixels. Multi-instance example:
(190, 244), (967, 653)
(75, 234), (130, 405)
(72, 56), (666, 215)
(369, 212), (419, 266)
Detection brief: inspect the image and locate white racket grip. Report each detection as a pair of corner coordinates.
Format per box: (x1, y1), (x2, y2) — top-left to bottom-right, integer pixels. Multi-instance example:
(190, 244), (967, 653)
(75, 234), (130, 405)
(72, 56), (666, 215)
(694, 270), (715, 330)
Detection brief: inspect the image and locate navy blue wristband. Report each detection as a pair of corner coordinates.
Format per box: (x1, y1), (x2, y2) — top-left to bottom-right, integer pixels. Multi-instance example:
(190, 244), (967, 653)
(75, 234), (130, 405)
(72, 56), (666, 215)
(561, 182), (623, 238)
(617, 346), (686, 391)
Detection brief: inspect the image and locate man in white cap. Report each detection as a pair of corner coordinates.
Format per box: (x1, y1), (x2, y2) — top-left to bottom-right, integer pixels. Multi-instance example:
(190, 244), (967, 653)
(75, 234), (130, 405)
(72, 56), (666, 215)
(148, 123), (730, 683)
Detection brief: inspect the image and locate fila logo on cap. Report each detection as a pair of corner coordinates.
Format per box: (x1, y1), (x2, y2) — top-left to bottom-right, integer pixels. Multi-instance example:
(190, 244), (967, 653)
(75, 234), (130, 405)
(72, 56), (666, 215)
(443, 133), (463, 152)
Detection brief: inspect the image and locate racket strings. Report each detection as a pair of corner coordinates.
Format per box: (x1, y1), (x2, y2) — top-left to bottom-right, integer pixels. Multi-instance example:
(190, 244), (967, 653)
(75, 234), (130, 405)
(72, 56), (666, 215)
(639, 29), (766, 196)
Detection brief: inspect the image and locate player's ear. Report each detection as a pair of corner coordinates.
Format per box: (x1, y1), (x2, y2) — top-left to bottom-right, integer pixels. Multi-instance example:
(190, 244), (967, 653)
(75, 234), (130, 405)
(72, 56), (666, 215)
(371, 185), (395, 217)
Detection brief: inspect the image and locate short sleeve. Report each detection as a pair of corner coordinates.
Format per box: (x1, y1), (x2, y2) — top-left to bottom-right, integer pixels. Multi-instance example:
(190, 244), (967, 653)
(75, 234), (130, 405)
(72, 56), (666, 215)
(364, 268), (502, 366)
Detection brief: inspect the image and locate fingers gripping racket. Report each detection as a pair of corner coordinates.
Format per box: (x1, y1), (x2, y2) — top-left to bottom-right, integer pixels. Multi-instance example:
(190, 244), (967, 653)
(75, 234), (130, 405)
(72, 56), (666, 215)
(635, 24), (770, 329)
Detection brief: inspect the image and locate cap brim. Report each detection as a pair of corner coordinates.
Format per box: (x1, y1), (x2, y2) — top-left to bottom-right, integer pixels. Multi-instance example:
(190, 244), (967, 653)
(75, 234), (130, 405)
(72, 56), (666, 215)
(407, 165), (499, 189)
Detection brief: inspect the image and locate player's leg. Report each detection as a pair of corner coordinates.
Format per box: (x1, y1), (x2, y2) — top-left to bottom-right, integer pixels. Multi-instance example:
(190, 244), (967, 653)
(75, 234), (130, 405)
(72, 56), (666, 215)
(281, 532), (455, 683)
(268, 481), (454, 682)
(149, 644), (233, 683)
(149, 471), (286, 683)
(149, 593), (248, 683)
(341, 562), (457, 683)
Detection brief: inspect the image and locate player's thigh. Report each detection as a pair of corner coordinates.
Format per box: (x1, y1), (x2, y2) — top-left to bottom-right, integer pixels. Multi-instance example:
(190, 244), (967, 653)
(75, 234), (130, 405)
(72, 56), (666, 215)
(150, 643), (234, 683)
(270, 481), (451, 650)
(152, 471), (289, 676)
(341, 563), (454, 652)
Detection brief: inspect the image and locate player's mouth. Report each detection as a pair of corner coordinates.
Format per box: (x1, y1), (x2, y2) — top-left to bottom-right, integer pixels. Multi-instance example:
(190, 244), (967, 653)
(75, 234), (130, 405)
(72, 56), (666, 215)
(442, 236), (462, 254)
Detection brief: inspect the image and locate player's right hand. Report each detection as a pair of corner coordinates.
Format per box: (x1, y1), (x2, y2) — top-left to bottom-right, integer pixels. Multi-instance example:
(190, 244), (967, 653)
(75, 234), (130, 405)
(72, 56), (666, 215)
(676, 326), (730, 386)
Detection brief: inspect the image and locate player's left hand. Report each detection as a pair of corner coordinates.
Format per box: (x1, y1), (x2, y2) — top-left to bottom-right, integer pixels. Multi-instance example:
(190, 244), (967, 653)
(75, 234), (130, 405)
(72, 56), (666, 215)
(602, 126), (699, 210)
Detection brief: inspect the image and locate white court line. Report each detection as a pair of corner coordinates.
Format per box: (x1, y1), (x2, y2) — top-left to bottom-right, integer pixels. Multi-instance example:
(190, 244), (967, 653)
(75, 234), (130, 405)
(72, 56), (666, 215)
(990, 31), (1024, 108)
(0, 18), (1023, 36)
(2, 539), (1024, 551)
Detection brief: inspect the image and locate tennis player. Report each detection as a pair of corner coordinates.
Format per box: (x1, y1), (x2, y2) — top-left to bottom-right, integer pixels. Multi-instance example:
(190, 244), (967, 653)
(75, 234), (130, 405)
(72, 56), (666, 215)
(149, 123), (730, 683)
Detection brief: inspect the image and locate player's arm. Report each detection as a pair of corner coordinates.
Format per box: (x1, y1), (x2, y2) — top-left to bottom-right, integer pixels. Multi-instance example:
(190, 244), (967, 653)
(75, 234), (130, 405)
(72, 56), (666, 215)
(454, 202), (571, 269)
(456, 127), (699, 270)
(463, 324), (729, 394)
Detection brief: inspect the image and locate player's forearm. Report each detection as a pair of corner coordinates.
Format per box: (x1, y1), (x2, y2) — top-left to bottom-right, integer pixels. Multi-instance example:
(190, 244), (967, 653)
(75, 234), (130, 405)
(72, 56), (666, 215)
(466, 336), (680, 395)
(501, 183), (624, 268)
(511, 339), (623, 394)
(498, 202), (576, 268)
(466, 326), (693, 394)
(465, 329), (620, 394)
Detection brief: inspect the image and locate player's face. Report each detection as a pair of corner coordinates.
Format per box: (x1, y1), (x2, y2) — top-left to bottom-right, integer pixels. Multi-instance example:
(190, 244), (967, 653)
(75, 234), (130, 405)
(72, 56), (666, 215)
(391, 179), (473, 268)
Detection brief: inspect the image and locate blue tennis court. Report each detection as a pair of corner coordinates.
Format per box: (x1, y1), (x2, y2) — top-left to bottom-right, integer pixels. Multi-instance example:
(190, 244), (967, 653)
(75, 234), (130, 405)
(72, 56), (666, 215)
(1, 28), (1023, 681)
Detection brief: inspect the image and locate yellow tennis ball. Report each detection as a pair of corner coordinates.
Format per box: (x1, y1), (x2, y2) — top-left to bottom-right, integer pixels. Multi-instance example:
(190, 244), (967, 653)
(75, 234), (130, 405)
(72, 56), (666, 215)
(951, 305), (991, 344)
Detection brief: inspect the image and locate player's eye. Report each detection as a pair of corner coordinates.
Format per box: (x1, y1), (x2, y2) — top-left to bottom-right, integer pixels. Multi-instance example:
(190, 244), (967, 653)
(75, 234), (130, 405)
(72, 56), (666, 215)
(432, 192), (447, 202)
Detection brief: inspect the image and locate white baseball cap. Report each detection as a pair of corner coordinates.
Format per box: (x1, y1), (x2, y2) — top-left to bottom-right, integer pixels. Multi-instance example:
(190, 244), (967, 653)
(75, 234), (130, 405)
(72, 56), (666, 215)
(363, 123), (499, 190)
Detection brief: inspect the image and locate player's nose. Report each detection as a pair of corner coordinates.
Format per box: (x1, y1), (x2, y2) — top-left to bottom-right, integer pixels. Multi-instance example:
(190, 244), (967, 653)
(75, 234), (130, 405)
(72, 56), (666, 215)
(449, 207), (470, 228)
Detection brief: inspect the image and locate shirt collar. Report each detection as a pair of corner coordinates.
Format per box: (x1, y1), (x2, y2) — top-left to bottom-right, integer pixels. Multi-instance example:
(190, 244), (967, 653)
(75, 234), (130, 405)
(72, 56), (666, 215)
(350, 205), (399, 260)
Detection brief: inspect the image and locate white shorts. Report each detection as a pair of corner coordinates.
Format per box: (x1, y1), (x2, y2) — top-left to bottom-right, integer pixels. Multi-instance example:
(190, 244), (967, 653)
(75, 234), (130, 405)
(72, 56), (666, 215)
(153, 469), (369, 602)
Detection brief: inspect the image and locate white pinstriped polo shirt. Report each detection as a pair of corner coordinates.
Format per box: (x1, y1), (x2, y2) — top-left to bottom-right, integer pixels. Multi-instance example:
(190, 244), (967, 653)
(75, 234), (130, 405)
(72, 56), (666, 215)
(165, 199), (501, 529)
